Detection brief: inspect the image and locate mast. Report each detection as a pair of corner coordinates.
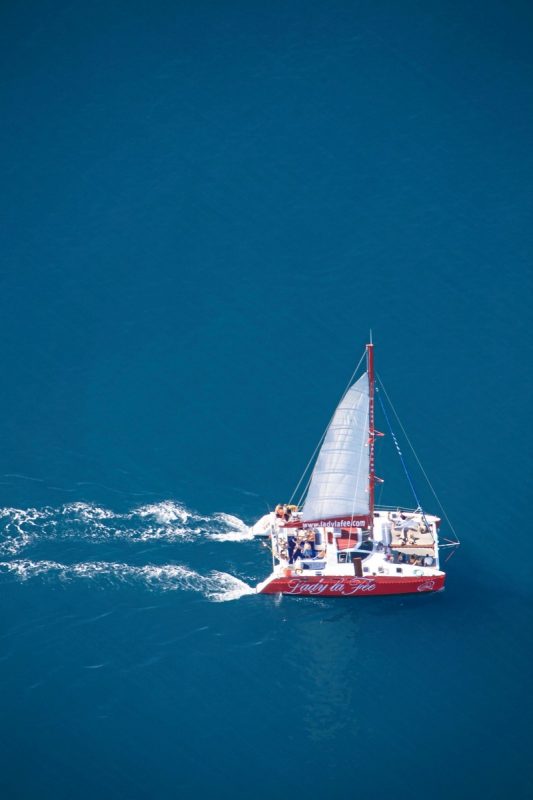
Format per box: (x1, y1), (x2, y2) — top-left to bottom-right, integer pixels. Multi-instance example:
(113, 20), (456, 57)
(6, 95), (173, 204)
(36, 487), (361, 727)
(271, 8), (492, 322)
(367, 339), (375, 530)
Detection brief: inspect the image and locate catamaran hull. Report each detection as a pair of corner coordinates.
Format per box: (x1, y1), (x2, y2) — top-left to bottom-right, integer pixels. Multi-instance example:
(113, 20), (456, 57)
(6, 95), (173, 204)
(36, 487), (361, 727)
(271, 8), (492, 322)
(256, 573), (445, 597)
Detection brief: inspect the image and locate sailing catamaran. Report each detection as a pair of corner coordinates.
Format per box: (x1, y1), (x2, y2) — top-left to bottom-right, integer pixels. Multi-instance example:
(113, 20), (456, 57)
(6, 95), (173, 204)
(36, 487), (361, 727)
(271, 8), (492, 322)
(254, 339), (460, 597)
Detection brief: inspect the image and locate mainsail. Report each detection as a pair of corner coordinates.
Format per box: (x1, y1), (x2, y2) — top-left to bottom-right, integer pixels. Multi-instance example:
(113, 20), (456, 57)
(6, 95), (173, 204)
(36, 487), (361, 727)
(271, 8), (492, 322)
(301, 372), (370, 527)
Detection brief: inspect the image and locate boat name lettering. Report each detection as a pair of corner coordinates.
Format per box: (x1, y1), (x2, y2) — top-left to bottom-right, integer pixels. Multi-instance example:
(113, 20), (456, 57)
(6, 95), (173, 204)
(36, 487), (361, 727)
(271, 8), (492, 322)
(286, 579), (377, 596)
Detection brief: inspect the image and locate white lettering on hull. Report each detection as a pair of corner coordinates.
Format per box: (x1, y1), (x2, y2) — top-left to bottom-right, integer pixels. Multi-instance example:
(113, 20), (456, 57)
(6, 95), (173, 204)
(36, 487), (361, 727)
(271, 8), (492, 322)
(302, 518), (366, 529)
(285, 578), (378, 596)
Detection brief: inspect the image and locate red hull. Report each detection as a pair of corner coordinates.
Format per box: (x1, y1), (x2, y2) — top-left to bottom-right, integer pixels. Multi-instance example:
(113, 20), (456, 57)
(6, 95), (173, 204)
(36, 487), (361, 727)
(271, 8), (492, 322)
(258, 573), (445, 597)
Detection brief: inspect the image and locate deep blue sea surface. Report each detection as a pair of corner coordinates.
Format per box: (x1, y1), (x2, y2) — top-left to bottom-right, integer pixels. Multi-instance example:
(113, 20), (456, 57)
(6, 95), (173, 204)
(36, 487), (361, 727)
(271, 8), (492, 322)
(1, 2), (532, 798)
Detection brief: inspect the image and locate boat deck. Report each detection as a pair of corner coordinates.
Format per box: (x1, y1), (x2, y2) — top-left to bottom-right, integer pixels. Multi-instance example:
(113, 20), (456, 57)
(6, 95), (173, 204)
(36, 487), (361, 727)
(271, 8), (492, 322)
(376, 509), (439, 558)
(259, 507), (442, 577)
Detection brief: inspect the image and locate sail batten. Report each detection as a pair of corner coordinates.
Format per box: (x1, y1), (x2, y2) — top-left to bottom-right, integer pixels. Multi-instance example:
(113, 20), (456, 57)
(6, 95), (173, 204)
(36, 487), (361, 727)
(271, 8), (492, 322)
(301, 373), (370, 524)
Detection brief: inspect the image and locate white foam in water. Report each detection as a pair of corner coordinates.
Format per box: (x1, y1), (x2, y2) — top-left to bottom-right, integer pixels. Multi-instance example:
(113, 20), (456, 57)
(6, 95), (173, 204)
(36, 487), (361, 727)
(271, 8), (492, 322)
(134, 501), (198, 524)
(205, 571), (256, 602)
(0, 558), (61, 578)
(135, 525), (202, 543)
(0, 559), (255, 601)
(63, 502), (118, 521)
(0, 506), (54, 555)
(209, 513), (253, 542)
(0, 500), (252, 552)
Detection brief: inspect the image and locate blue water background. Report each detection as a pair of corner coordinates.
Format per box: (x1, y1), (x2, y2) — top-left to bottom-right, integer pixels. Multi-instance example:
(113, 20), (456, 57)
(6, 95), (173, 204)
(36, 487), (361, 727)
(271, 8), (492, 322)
(1, 1), (532, 798)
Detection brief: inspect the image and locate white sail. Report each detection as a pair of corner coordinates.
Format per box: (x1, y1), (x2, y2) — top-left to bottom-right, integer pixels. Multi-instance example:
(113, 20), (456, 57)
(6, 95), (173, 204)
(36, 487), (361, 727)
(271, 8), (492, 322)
(302, 373), (369, 523)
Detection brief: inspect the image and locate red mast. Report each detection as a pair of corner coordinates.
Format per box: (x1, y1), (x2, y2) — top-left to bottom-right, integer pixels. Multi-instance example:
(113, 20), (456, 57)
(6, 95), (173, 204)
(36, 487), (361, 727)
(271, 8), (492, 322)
(367, 338), (375, 529)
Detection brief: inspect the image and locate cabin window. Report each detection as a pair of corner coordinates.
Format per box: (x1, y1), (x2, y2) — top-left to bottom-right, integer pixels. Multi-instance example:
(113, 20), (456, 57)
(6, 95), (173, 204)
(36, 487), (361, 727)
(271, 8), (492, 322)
(396, 567), (403, 574)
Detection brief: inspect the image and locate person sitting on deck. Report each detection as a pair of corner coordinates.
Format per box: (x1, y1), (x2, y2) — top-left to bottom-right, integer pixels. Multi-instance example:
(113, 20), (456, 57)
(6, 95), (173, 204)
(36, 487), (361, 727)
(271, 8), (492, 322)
(293, 540), (315, 560)
(301, 541), (315, 559)
(275, 504), (294, 522)
(287, 535), (297, 563)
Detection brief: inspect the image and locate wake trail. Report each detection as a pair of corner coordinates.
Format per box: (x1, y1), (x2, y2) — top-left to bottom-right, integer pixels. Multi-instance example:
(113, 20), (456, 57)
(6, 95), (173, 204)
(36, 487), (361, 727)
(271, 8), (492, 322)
(0, 559), (255, 602)
(0, 500), (254, 556)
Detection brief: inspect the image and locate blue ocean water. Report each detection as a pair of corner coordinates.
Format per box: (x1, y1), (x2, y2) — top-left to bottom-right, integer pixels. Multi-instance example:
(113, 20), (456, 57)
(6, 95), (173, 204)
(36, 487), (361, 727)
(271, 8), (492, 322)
(1, 1), (532, 798)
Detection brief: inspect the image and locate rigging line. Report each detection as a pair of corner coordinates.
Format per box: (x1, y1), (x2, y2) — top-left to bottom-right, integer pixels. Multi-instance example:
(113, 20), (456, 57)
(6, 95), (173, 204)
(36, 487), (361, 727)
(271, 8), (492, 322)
(377, 374), (461, 545)
(297, 469), (314, 510)
(290, 428), (327, 507)
(376, 387), (430, 530)
(444, 546), (459, 563)
(289, 349), (366, 506)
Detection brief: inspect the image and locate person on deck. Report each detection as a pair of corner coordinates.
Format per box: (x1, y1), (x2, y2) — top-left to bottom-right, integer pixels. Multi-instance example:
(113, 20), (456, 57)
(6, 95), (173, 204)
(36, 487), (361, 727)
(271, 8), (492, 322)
(291, 539), (306, 561)
(287, 536), (297, 563)
(300, 540), (316, 559)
